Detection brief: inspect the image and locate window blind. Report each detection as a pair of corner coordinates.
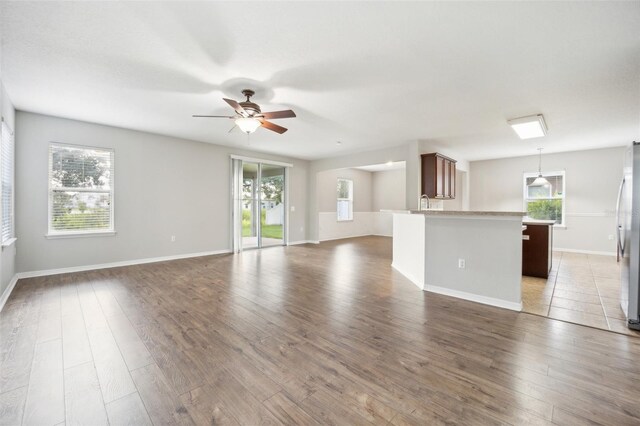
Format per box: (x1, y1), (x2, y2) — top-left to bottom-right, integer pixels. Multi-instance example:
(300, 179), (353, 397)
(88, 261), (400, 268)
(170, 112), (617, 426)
(1, 121), (14, 242)
(48, 143), (115, 233)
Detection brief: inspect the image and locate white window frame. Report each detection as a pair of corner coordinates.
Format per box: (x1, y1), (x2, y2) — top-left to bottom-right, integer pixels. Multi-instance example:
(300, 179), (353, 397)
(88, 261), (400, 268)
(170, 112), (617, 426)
(523, 170), (566, 228)
(337, 178), (353, 222)
(47, 142), (116, 238)
(1, 118), (16, 248)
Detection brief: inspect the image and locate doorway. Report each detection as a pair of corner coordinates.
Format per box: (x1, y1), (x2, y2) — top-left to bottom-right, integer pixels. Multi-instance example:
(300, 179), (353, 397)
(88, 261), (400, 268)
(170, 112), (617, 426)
(233, 158), (288, 251)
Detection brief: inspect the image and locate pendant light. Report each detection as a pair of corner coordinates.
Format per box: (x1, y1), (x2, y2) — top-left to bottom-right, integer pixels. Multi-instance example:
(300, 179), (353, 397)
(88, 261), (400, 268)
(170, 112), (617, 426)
(529, 148), (550, 187)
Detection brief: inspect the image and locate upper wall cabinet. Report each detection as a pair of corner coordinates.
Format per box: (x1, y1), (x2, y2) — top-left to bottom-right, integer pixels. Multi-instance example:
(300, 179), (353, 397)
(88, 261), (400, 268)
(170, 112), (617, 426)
(421, 153), (457, 199)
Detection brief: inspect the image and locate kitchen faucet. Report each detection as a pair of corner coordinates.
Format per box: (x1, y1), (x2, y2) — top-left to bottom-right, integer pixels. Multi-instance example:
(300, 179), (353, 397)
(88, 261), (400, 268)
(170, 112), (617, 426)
(419, 194), (430, 211)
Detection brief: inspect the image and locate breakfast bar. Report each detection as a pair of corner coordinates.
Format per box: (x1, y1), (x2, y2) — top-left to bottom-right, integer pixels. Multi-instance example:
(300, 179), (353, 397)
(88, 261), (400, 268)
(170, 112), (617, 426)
(392, 210), (526, 311)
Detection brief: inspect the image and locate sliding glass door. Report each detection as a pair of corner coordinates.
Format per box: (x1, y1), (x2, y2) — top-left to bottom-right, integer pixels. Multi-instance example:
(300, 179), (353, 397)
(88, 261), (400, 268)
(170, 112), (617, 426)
(260, 164), (285, 247)
(233, 159), (288, 251)
(242, 162), (260, 249)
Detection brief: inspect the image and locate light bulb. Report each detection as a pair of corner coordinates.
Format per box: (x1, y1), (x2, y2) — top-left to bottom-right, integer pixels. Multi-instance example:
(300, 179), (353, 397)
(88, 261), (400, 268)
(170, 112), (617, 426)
(235, 117), (261, 134)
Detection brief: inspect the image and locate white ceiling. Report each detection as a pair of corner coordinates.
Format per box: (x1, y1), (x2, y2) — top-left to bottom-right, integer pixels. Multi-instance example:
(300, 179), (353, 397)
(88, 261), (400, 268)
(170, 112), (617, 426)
(354, 161), (406, 173)
(1, 1), (639, 161)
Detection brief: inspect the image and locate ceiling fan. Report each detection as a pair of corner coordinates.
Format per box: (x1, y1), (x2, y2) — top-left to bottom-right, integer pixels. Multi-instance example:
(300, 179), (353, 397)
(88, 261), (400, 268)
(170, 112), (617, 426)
(193, 89), (296, 134)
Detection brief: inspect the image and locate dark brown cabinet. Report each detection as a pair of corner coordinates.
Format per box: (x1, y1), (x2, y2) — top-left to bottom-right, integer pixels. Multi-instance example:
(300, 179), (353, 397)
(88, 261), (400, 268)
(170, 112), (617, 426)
(522, 222), (553, 278)
(421, 153), (456, 199)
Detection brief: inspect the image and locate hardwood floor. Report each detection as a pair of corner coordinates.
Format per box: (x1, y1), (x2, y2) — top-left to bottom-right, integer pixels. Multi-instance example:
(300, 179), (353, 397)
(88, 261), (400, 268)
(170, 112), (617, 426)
(2, 236), (640, 425)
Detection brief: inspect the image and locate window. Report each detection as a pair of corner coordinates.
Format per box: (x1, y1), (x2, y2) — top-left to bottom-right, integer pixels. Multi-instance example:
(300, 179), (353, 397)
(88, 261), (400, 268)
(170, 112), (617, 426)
(1, 120), (15, 244)
(48, 143), (114, 235)
(523, 171), (565, 226)
(337, 178), (353, 221)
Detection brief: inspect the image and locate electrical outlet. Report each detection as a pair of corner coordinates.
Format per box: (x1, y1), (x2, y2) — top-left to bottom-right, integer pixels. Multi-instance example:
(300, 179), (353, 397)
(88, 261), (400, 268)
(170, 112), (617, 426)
(291, 205), (296, 212)
(171, 235), (176, 242)
(458, 259), (465, 269)
(608, 234), (614, 240)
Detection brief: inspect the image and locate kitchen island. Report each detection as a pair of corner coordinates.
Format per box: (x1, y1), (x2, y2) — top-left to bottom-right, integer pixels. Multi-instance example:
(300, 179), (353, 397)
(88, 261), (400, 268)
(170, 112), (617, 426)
(392, 210), (526, 311)
(522, 218), (555, 278)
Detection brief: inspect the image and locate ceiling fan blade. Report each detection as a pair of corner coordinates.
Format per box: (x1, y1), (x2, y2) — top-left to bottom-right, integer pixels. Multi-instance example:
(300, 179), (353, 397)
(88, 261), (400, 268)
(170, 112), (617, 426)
(260, 120), (288, 134)
(223, 98), (248, 117)
(260, 110), (296, 120)
(192, 115), (234, 118)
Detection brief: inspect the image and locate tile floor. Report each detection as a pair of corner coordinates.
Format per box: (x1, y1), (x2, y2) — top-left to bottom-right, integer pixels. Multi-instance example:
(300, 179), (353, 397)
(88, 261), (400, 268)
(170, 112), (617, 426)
(522, 251), (640, 337)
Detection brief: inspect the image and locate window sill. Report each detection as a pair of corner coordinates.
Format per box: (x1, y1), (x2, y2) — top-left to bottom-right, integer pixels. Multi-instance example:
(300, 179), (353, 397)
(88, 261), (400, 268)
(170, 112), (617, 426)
(45, 231), (117, 239)
(337, 219), (354, 222)
(1, 237), (17, 249)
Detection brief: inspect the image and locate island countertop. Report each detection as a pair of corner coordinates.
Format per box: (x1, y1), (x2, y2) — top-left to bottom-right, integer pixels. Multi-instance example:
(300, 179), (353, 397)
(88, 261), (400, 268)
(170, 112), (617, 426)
(522, 218), (556, 225)
(408, 210), (526, 217)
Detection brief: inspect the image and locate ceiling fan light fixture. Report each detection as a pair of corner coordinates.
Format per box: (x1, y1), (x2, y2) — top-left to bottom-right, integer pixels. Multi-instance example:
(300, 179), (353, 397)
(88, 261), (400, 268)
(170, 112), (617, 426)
(235, 117), (261, 134)
(507, 114), (547, 139)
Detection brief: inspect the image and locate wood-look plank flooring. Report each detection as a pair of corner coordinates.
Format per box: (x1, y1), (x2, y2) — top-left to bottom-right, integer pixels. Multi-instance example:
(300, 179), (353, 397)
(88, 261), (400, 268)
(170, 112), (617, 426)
(1, 236), (640, 425)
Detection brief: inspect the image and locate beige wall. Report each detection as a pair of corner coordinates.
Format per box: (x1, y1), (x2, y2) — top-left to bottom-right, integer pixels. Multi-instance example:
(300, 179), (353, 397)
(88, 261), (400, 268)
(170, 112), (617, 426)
(442, 169), (466, 211)
(316, 166), (407, 240)
(15, 112), (309, 273)
(470, 146), (625, 254)
(316, 168), (373, 213)
(372, 169), (406, 211)
(308, 141), (470, 241)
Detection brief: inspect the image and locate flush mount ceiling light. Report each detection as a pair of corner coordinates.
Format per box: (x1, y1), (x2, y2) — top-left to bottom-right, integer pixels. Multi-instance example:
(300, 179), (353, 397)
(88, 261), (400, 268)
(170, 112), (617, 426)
(528, 148), (551, 187)
(235, 117), (261, 134)
(507, 114), (547, 139)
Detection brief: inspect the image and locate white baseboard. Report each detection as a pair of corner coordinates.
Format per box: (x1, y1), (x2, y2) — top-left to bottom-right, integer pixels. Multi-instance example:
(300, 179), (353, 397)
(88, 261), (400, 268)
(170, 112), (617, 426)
(17, 249), (233, 279)
(288, 240), (318, 245)
(391, 262), (424, 289)
(0, 274), (20, 312)
(424, 284), (522, 312)
(555, 248), (616, 257)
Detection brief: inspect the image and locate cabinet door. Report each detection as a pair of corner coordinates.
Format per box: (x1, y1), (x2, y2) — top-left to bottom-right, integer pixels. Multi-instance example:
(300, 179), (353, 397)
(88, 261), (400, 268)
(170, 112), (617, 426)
(443, 159), (450, 198)
(436, 156), (445, 197)
(450, 161), (456, 199)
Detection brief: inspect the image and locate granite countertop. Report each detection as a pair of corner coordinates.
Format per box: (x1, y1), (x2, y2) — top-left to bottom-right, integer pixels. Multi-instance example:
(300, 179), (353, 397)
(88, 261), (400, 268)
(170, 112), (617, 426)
(522, 218), (556, 225)
(408, 210), (526, 217)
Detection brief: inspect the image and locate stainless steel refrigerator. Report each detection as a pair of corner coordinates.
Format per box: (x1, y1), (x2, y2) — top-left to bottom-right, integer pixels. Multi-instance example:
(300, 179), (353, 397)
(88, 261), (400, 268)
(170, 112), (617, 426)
(617, 142), (640, 330)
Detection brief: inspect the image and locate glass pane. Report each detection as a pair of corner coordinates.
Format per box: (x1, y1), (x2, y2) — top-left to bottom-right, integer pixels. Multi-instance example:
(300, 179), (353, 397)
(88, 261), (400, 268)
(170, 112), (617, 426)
(337, 179), (352, 199)
(526, 174), (563, 198)
(337, 200), (352, 221)
(526, 199), (563, 225)
(260, 164), (285, 247)
(51, 145), (112, 189)
(527, 184), (551, 199)
(51, 191), (111, 231)
(242, 162), (259, 249)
